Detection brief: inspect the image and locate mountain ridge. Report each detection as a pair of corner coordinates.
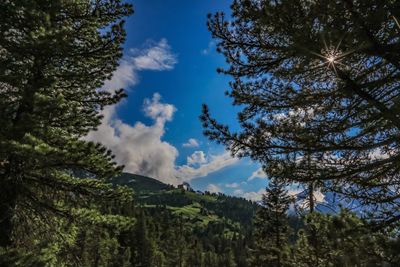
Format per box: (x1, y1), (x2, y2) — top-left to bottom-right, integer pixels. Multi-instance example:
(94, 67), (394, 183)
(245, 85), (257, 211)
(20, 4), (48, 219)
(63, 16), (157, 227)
(111, 172), (258, 227)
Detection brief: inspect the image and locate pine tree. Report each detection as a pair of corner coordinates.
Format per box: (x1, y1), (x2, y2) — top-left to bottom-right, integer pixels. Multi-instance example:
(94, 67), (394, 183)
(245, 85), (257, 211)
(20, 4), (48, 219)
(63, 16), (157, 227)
(186, 240), (204, 267)
(0, 0), (133, 249)
(166, 216), (187, 267)
(250, 178), (293, 267)
(218, 248), (237, 267)
(204, 251), (218, 267)
(132, 210), (155, 267)
(201, 0), (400, 225)
(294, 210), (400, 267)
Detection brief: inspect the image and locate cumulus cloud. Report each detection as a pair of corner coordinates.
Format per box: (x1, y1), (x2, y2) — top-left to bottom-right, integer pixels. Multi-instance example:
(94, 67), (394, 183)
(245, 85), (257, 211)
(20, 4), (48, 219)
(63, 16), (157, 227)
(143, 93), (176, 122)
(88, 94), (238, 185)
(87, 93), (179, 184)
(243, 189), (266, 202)
(86, 39), (238, 185)
(187, 151), (207, 166)
(183, 138), (200, 148)
(233, 189), (244, 196)
(231, 187), (266, 201)
(102, 59), (138, 92)
(206, 184), (221, 193)
(225, 182), (240, 188)
(177, 151), (239, 181)
(248, 168), (268, 181)
(87, 39), (179, 184)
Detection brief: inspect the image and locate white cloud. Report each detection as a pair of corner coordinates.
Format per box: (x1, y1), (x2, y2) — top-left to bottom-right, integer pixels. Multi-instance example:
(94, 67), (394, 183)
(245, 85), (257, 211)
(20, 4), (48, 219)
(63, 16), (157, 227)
(231, 187), (266, 201)
(86, 39), (238, 185)
(288, 188), (303, 197)
(86, 93), (179, 184)
(88, 95), (238, 185)
(368, 148), (391, 161)
(206, 184), (221, 193)
(131, 39), (177, 71)
(314, 190), (325, 203)
(102, 59), (138, 92)
(183, 138), (200, 148)
(233, 189), (244, 196)
(288, 187), (326, 210)
(177, 151), (239, 181)
(101, 39), (177, 94)
(248, 168), (268, 181)
(86, 39), (180, 184)
(187, 151), (207, 166)
(225, 182), (240, 188)
(242, 189), (266, 202)
(143, 92), (176, 122)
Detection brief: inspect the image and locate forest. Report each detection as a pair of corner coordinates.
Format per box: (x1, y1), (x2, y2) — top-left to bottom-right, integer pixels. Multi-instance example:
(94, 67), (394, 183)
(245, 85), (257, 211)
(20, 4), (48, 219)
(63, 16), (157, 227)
(1, 0), (400, 266)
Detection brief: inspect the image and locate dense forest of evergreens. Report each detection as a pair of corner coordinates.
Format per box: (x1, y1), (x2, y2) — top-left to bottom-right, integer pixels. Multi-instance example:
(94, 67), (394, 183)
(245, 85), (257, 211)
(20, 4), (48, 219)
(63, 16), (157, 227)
(2, 0), (400, 266)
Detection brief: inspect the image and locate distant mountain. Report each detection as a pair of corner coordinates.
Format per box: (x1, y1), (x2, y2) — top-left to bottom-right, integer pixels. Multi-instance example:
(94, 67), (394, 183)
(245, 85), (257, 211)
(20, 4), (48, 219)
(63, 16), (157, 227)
(112, 172), (258, 226)
(112, 172), (172, 193)
(111, 172), (304, 256)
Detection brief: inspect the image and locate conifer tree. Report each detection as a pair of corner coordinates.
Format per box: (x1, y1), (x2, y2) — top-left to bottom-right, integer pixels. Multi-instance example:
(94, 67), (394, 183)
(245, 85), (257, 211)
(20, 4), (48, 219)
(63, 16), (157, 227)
(204, 251), (218, 267)
(0, 0), (133, 249)
(166, 216), (187, 267)
(250, 178), (293, 267)
(295, 210), (400, 267)
(132, 210), (155, 267)
(218, 248), (237, 267)
(186, 240), (204, 267)
(201, 0), (400, 225)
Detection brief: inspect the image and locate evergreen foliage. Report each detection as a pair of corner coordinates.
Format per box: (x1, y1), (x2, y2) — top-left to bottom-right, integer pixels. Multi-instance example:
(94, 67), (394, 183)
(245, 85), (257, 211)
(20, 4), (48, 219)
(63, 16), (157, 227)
(294, 210), (400, 267)
(0, 0), (133, 262)
(3, 0), (400, 266)
(250, 178), (293, 267)
(201, 0), (400, 225)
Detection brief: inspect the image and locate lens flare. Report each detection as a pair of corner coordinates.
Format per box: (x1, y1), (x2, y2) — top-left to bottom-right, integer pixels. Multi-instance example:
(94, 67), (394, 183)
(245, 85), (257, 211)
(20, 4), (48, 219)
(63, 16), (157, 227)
(319, 46), (345, 74)
(327, 56), (335, 63)
(324, 47), (342, 65)
(394, 16), (400, 30)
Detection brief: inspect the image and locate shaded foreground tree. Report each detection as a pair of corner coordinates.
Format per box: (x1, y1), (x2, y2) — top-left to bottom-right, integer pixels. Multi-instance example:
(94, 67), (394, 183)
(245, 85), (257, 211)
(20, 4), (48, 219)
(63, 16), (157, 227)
(250, 178), (292, 267)
(294, 210), (400, 266)
(0, 0), (133, 252)
(201, 0), (400, 225)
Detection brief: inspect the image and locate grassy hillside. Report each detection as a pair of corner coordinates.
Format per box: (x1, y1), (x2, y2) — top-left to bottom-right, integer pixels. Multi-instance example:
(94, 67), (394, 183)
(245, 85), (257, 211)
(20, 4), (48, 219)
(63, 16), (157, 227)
(112, 173), (258, 227)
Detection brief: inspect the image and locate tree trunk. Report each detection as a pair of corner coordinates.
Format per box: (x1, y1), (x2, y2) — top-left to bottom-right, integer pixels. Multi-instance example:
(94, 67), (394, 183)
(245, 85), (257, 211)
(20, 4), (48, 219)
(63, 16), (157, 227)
(0, 57), (43, 247)
(0, 178), (17, 247)
(309, 182), (315, 213)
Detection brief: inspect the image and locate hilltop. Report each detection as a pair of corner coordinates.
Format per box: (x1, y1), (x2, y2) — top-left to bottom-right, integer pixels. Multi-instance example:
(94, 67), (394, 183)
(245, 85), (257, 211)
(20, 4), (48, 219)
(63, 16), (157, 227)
(112, 172), (258, 227)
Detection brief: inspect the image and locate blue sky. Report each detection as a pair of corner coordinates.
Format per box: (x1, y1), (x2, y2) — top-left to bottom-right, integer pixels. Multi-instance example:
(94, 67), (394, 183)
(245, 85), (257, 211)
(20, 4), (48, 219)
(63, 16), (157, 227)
(86, 0), (270, 201)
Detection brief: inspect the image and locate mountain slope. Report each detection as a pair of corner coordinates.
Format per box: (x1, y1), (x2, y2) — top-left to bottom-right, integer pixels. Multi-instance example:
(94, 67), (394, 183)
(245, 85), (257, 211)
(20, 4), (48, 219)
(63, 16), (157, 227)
(112, 172), (258, 226)
(113, 172), (172, 193)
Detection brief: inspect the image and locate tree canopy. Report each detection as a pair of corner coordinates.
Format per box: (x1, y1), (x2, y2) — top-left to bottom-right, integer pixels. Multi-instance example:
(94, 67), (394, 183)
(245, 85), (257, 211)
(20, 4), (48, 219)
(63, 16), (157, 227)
(201, 0), (400, 225)
(250, 178), (293, 267)
(0, 0), (133, 250)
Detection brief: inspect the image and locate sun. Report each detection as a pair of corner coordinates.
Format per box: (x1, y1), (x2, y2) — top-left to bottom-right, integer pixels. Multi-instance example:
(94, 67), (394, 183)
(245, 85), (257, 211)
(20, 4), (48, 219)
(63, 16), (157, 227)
(306, 40), (351, 75)
(323, 47), (341, 66)
(303, 32), (361, 75)
(317, 45), (350, 74)
(327, 55), (335, 63)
